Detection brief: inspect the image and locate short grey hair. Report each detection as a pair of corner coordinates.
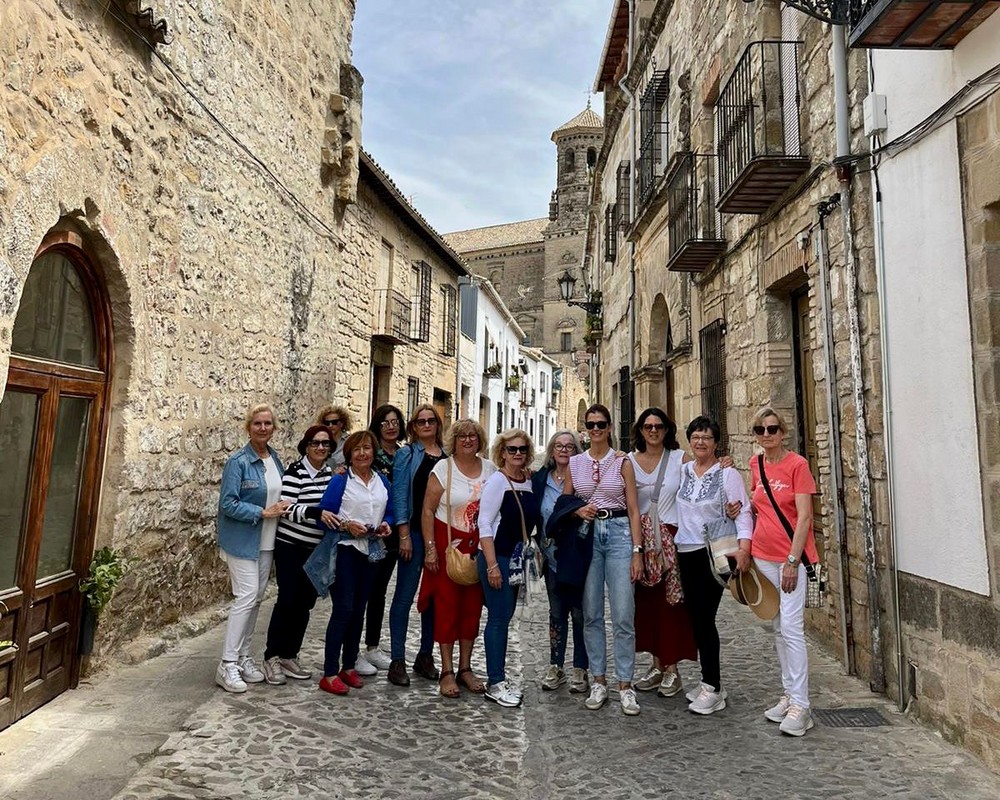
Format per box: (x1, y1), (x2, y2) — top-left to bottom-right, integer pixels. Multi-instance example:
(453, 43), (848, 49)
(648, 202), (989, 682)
(543, 429), (582, 468)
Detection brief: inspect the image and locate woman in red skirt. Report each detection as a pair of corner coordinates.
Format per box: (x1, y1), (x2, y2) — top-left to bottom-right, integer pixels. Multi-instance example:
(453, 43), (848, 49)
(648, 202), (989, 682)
(419, 419), (496, 698)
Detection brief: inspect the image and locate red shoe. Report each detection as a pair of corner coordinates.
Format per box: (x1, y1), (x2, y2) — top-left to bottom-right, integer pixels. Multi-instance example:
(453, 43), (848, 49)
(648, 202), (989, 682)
(319, 675), (349, 695)
(339, 668), (364, 689)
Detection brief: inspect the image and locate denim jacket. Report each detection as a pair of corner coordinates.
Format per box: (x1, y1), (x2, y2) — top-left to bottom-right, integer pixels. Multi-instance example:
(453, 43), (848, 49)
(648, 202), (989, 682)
(391, 441), (426, 524)
(217, 443), (285, 560)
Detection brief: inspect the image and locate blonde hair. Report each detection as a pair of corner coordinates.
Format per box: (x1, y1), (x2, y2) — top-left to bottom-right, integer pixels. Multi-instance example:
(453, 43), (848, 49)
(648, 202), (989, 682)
(443, 418), (488, 457)
(315, 404), (354, 432)
(406, 403), (444, 445)
(245, 403), (277, 434)
(752, 406), (787, 431)
(490, 428), (535, 468)
(543, 429), (582, 468)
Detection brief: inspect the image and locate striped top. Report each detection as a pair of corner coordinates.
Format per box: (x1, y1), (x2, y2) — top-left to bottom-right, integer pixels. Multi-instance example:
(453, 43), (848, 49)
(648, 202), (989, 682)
(568, 450), (627, 510)
(276, 457), (334, 548)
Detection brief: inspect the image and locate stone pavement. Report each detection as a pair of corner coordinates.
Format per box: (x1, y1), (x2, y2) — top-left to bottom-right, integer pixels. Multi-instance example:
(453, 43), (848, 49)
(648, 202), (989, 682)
(2, 582), (999, 800)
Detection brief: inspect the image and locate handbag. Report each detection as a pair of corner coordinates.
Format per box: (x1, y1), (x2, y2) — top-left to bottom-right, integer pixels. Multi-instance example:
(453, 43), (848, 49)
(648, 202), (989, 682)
(503, 473), (535, 589)
(639, 451), (670, 587)
(443, 458), (480, 586)
(757, 454), (826, 608)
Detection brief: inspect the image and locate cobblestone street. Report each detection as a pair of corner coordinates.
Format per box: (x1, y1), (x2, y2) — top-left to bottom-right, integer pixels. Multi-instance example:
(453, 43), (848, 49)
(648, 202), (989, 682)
(3, 586), (998, 800)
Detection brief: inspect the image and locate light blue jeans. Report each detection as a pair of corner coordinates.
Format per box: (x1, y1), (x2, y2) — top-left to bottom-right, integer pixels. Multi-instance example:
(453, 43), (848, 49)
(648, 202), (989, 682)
(582, 516), (636, 683)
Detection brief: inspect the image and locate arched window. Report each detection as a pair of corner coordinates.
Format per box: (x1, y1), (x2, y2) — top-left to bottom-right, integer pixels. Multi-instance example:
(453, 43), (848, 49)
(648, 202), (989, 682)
(587, 147), (597, 168)
(564, 149), (576, 171)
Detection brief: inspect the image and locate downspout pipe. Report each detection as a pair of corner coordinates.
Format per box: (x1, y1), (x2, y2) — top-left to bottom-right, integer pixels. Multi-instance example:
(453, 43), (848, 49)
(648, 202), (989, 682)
(619, 0), (637, 409)
(833, 22), (886, 694)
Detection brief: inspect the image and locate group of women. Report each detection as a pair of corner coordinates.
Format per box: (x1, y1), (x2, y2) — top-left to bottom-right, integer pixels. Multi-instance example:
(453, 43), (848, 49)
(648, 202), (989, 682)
(215, 398), (818, 736)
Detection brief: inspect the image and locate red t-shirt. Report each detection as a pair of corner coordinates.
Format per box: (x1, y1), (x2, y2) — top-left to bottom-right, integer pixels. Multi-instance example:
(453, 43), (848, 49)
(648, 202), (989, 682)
(749, 451), (819, 565)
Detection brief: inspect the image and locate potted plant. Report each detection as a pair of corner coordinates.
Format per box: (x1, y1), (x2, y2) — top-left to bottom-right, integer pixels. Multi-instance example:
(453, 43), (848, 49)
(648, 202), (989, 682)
(79, 547), (129, 655)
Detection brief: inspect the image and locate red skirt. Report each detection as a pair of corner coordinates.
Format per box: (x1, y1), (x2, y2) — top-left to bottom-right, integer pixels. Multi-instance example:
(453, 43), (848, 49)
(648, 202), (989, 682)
(635, 520), (697, 665)
(417, 518), (483, 644)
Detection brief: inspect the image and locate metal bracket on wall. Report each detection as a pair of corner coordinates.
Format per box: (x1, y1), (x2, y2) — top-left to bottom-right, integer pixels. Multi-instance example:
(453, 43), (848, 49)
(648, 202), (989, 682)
(742, 0), (850, 25)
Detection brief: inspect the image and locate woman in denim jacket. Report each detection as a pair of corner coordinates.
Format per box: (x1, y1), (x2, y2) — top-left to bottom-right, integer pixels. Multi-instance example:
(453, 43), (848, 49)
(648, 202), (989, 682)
(386, 404), (445, 686)
(215, 404), (290, 693)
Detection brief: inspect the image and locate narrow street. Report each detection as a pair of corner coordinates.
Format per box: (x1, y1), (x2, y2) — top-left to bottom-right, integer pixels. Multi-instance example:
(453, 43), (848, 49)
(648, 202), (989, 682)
(2, 590), (996, 800)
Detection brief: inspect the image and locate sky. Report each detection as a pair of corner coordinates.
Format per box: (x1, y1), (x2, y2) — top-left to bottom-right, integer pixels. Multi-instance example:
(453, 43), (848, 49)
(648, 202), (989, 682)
(352, 0), (611, 235)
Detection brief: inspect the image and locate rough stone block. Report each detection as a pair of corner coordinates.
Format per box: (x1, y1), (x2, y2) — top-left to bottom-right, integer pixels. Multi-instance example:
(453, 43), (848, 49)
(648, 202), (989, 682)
(940, 587), (1000, 657)
(899, 573), (940, 632)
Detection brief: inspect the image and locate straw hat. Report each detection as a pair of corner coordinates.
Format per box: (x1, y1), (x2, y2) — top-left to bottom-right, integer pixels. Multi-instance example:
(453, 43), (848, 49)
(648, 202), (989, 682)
(729, 562), (780, 620)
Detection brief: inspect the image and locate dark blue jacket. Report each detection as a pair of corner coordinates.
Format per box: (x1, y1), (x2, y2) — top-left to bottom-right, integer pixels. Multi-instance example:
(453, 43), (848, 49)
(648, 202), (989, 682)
(545, 493), (592, 589)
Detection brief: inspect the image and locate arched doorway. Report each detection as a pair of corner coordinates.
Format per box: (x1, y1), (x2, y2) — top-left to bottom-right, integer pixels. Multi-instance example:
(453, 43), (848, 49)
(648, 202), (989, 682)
(0, 232), (112, 731)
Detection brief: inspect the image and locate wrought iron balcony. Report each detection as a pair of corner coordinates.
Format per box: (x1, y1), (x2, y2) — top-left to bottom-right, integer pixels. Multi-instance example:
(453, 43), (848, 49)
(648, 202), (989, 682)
(848, 1), (999, 48)
(715, 40), (810, 215)
(667, 153), (726, 273)
(372, 289), (411, 344)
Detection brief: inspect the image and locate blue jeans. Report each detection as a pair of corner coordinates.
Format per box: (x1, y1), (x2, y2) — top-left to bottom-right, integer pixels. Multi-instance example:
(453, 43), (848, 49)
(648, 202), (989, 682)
(388, 526), (435, 661)
(477, 552), (518, 686)
(582, 517), (635, 683)
(324, 546), (376, 676)
(544, 568), (588, 670)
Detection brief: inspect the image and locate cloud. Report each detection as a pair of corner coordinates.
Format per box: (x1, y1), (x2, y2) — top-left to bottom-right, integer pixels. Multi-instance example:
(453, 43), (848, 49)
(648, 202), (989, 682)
(353, 0), (610, 233)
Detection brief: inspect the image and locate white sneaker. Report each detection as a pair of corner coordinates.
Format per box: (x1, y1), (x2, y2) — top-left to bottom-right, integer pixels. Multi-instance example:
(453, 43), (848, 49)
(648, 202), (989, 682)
(687, 682), (727, 715)
(620, 687), (641, 716)
(634, 666), (663, 692)
(765, 694), (792, 723)
(584, 682), (608, 710)
(686, 687), (700, 702)
(354, 653), (378, 676)
(364, 647), (393, 671)
(541, 665), (567, 691)
(485, 680), (522, 708)
(779, 704), (814, 736)
(216, 661), (247, 693)
(261, 656), (286, 685)
(658, 671), (683, 698)
(569, 667), (590, 694)
(278, 657), (312, 680)
(237, 655), (265, 684)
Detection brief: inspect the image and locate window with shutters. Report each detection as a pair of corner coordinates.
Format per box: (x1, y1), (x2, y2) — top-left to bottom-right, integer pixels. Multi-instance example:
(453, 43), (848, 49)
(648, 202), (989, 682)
(638, 71), (670, 208)
(459, 282), (478, 339)
(440, 284), (457, 357)
(699, 319), (728, 453)
(410, 261), (432, 342)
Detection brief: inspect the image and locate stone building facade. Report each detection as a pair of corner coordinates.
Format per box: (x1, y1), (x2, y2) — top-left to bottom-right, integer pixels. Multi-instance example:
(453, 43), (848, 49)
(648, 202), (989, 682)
(0, 0), (364, 730)
(589, 0), (1000, 771)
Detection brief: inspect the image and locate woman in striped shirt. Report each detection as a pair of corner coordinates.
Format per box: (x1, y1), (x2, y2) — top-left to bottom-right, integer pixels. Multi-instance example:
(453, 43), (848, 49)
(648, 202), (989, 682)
(261, 424), (339, 685)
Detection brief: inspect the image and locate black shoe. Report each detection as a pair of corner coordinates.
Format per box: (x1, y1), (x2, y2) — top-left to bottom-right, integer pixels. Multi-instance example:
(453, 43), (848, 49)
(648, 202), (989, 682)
(387, 659), (410, 687)
(413, 651), (440, 681)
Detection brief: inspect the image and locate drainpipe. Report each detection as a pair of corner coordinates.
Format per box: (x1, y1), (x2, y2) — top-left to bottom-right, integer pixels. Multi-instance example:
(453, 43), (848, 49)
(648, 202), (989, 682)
(833, 23), (886, 694)
(815, 196), (853, 676)
(620, 0), (637, 409)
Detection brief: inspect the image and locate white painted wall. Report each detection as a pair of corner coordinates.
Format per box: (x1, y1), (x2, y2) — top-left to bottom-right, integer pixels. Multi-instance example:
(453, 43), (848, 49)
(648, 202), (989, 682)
(871, 14), (1000, 595)
(471, 280), (524, 445)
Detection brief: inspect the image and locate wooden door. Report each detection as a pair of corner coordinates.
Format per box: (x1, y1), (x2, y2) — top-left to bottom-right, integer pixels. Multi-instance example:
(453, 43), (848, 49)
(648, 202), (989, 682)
(792, 289), (823, 544)
(0, 238), (111, 732)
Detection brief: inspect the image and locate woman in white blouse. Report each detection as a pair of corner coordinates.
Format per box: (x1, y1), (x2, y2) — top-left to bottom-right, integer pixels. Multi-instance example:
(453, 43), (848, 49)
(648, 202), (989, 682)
(316, 430), (393, 696)
(674, 415), (752, 716)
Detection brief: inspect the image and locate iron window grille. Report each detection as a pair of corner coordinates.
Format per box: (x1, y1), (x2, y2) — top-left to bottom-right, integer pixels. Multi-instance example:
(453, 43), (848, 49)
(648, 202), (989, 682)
(618, 366), (635, 453)
(406, 377), (420, 418)
(410, 261), (432, 342)
(440, 284), (458, 357)
(615, 162), (631, 230)
(604, 204), (618, 262)
(373, 289), (411, 344)
(638, 71), (670, 208)
(699, 319), (728, 453)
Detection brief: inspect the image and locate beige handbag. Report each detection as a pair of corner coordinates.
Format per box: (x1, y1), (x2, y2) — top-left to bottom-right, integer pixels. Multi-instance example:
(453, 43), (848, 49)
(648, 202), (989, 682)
(443, 458), (480, 586)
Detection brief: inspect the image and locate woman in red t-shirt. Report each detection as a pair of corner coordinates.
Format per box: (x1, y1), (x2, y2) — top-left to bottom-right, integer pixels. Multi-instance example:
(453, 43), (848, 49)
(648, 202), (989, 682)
(738, 407), (817, 737)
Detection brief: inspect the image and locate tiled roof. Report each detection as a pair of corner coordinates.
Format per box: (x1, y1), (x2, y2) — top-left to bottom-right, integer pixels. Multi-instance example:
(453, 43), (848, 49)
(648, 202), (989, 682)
(444, 218), (548, 254)
(553, 106), (604, 134)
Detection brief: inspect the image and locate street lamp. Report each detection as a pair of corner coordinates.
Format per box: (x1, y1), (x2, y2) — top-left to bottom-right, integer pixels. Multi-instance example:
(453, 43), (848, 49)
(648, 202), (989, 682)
(557, 270), (602, 315)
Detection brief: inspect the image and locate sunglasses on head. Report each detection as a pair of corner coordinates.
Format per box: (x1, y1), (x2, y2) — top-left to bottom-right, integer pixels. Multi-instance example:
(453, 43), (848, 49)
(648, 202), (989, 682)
(753, 424), (781, 436)
(584, 420), (609, 430)
(505, 445), (529, 455)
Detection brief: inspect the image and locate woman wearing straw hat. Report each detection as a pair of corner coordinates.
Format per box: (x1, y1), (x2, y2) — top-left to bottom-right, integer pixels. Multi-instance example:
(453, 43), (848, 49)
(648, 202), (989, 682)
(745, 407), (818, 737)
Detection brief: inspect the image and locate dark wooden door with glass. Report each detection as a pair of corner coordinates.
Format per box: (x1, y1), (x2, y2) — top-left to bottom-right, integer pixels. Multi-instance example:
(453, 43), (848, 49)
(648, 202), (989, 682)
(0, 242), (111, 731)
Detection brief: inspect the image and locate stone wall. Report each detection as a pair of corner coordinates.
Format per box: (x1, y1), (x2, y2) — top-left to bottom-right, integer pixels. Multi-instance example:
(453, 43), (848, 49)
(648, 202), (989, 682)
(0, 0), (360, 652)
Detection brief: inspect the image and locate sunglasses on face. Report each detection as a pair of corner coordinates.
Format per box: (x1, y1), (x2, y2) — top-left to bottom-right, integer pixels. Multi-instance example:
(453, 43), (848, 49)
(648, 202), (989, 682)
(753, 425), (782, 436)
(415, 417), (437, 427)
(584, 420), (609, 430)
(505, 445), (529, 455)
(308, 440), (332, 448)
(380, 419), (400, 429)
(323, 418), (343, 426)
(642, 423), (665, 432)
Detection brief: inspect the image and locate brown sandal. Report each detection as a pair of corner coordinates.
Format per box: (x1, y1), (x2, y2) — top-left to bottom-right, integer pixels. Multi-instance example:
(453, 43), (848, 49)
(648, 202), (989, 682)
(439, 670), (459, 698)
(456, 667), (485, 694)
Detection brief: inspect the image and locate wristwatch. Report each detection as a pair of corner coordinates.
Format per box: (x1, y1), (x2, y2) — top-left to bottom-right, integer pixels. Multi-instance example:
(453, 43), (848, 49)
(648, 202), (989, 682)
(786, 554), (800, 566)
(632, 544), (645, 554)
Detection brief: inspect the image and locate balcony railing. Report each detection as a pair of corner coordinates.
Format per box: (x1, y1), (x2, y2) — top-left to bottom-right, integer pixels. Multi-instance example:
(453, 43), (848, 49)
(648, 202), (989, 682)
(667, 153), (726, 273)
(715, 40), (810, 214)
(848, 1), (999, 49)
(372, 289), (411, 344)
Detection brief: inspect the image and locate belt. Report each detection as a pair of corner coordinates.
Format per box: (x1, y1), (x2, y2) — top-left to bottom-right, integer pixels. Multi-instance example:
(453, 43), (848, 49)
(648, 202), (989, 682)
(594, 508), (628, 520)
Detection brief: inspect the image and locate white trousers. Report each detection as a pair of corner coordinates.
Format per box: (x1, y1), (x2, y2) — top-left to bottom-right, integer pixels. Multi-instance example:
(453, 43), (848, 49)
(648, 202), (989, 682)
(756, 559), (810, 708)
(221, 550), (273, 663)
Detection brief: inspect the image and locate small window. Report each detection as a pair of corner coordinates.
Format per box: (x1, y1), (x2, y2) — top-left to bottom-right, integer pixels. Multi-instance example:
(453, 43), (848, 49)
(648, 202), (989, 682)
(406, 378), (420, 418)
(587, 147), (597, 168)
(440, 285), (457, 357)
(564, 149), (576, 172)
(560, 332), (572, 352)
